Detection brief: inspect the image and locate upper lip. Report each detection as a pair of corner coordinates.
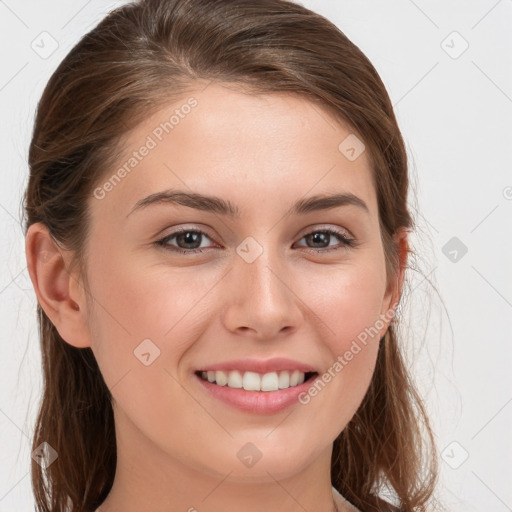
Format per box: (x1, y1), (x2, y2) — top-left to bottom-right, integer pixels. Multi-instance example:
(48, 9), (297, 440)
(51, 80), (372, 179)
(196, 358), (318, 374)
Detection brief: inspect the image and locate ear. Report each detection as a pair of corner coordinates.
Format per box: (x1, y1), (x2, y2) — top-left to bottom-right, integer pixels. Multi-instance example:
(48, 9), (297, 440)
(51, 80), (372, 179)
(379, 226), (409, 335)
(25, 222), (92, 348)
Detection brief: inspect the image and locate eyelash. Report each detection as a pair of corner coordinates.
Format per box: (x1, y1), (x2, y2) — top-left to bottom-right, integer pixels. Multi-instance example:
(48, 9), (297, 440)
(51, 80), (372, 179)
(154, 227), (356, 255)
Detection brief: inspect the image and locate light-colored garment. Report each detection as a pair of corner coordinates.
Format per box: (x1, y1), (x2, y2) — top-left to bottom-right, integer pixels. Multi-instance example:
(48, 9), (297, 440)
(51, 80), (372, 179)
(332, 486), (360, 512)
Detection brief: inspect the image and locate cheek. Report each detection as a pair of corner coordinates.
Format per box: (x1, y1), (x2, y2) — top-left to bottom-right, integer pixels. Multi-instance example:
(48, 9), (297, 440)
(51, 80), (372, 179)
(293, 260), (386, 422)
(84, 252), (218, 389)
(83, 255), (217, 453)
(86, 248), (204, 339)
(307, 257), (388, 347)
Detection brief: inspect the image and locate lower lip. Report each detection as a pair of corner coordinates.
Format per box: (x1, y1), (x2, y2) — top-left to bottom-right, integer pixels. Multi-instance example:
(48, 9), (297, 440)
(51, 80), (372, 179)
(194, 373), (318, 414)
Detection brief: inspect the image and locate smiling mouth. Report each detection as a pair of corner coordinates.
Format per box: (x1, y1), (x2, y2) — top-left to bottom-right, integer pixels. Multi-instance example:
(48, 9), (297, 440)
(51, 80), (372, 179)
(195, 369), (318, 392)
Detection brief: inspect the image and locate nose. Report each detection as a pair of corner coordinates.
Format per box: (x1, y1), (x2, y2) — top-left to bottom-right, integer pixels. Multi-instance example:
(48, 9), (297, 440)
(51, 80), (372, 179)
(221, 244), (304, 341)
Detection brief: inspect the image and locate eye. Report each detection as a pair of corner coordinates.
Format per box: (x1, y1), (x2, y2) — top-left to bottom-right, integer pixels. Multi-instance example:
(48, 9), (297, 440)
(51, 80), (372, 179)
(154, 226), (356, 255)
(155, 228), (215, 254)
(294, 228), (356, 253)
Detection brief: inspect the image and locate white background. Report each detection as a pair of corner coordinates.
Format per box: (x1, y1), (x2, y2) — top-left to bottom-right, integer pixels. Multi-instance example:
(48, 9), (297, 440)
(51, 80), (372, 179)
(1, 0), (511, 510)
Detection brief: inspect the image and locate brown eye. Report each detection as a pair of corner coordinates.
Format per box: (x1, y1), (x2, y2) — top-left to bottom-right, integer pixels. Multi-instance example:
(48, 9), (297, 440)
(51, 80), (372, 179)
(156, 229), (214, 254)
(294, 228), (355, 253)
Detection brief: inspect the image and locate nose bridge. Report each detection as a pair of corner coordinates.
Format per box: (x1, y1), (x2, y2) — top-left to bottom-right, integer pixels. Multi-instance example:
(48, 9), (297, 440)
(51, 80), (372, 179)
(241, 242), (282, 299)
(223, 236), (303, 338)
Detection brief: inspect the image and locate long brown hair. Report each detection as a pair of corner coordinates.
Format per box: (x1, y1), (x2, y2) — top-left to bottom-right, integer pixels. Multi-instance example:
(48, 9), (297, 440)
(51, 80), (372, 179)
(24, 0), (438, 510)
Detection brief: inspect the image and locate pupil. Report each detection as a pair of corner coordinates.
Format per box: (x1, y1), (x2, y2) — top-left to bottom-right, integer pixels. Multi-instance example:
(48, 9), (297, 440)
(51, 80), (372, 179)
(310, 232), (328, 248)
(179, 232), (200, 248)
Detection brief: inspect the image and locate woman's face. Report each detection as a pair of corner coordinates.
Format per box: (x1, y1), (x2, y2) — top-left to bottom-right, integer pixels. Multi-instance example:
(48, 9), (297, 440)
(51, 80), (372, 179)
(79, 82), (401, 482)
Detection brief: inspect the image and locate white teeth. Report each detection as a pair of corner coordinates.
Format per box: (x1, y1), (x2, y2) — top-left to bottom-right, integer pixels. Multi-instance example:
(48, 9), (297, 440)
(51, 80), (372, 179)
(261, 372), (279, 391)
(290, 370), (300, 386)
(278, 371), (290, 389)
(215, 370), (228, 386)
(227, 370), (243, 388)
(201, 369), (309, 391)
(242, 371), (261, 391)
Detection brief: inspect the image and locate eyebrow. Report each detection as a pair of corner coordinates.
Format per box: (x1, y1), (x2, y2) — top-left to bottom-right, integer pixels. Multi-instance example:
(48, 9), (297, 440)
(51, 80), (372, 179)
(126, 189), (370, 218)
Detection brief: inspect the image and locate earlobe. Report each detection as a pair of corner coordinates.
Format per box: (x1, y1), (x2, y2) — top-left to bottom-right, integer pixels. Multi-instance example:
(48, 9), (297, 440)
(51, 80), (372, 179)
(25, 222), (92, 349)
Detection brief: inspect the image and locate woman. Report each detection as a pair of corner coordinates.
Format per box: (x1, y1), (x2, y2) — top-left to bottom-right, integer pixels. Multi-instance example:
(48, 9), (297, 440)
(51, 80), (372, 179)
(24, 0), (438, 510)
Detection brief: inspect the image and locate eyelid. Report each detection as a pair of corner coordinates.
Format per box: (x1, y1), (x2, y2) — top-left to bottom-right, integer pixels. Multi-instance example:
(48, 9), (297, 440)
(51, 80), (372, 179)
(296, 223), (353, 240)
(157, 225), (217, 242)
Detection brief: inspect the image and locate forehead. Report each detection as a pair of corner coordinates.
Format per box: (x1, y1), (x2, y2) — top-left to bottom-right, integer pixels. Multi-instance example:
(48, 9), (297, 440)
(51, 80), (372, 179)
(90, 83), (377, 220)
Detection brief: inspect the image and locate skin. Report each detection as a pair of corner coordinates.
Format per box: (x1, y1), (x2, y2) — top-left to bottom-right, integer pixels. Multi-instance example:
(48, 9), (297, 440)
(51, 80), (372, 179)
(26, 82), (407, 512)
